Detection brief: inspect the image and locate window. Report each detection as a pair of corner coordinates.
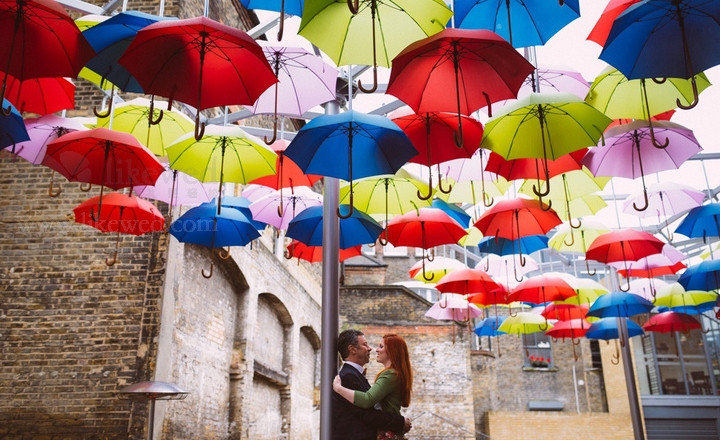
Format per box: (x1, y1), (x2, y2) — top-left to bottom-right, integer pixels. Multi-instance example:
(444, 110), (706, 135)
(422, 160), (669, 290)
(523, 333), (553, 369)
(382, 242), (408, 257)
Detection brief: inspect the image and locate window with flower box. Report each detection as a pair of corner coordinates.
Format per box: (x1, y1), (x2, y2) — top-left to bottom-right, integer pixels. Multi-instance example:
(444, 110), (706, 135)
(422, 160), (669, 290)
(523, 333), (554, 369)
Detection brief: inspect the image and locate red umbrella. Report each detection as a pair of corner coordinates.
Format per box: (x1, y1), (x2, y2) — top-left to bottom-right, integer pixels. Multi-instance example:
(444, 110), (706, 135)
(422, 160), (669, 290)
(642, 311), (701, 333)
(386, 28), (534, 145)
(43, 127), (164, 218)
(393, 111), (484, 198)
(586, 229), (666, 290)
(73, 192), (164, 266)
(118, 16), (277, 139)
(0, 0), (94, 109)
(586, 0), (642, 46)
(486, 149), (586, 183)
(508, 274), (577, 306)
(545, 318), (591, 360)
(474, 197), (562, 241)
(435, 268), (504, 295)
(541, 303), (589, 321)
(386, 207), (468, 280)
(283, 240), (361, 263)
(4, 75), (75, 115)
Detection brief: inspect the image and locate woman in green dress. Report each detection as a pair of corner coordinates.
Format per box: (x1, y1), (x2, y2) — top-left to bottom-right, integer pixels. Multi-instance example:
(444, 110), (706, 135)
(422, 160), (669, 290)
(333, 334), (413, 440)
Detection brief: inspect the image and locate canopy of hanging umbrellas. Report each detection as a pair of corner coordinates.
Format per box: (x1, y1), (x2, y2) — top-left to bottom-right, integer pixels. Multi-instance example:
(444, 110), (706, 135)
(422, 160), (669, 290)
(3, 0), (720, 344)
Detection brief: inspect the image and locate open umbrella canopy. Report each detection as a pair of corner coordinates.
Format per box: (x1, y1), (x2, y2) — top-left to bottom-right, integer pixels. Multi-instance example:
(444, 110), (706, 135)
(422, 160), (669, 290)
(474, 197), (562, 241)
(585, 229), (666, 265)
(74, 191), (164, 235)
(286, 204), (383, 249)
(453, 0), (581, 48)
(627, 278), (670, 301)
(498, 312), (551, 335)
(4, 75), (75, 115)
(542, 303), (589, 321)
(386, 28), (535, 119)
(408, 256), (467, 282)
(622, 182), (706, 222)
(508, 274), (577, 305)
(0, 98), (30, 149)
(0, 0), (95, 104)
(677, 259), (720, 292)
(42, 127), (164, 189)
(386, 207), (468, 250)
(284, 240), (362, 264)
(643, 311), (702, 333)
(249, 186), (323, 231)
(425, 293), (482, 322)
(435, 267), (504, 295)
(477, 235), (548, 257)
(169, 199), (261, 248)
(12, 114), (88, 165)
(586, 0), (642, 46)
(585, 317), (645, 340)
(548, 219), (610, 254)
(132, 163), (218, 207)
(653, 283), (717, 315)
(675, 202), (720, 242)
(474, 316), (507, 336)
(546, 318), (591, 340)
(587, 291), (654, 318)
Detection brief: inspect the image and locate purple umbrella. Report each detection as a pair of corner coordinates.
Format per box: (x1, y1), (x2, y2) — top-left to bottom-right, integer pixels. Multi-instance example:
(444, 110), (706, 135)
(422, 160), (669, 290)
(246, 44), (338, 144)
(13, 114), (89, 164)
(583, 120), (702, 212)
(132, 162), (218, 207)
(249, 186), (323, 230)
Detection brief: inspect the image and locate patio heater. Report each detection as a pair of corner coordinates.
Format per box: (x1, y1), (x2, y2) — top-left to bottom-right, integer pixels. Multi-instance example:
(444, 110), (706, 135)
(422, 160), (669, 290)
(117, 381), (189, 440)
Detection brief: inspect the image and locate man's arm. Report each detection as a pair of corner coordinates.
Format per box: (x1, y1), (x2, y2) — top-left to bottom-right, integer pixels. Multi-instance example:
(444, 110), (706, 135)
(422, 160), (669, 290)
(339, 370), (407, 433)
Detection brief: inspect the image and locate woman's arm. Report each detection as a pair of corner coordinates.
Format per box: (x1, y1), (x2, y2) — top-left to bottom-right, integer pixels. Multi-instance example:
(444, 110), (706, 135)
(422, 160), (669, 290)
(334, 370), (396, 409)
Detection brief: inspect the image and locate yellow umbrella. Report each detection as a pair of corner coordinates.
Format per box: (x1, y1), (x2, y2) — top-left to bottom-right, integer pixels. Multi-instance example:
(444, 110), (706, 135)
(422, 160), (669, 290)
(75, 15), (113, 91)
(95, 97), (194, 156)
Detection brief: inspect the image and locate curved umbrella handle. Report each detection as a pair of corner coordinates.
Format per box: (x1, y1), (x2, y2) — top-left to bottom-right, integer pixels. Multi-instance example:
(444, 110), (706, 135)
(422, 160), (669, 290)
(563, 230), (575, 247)
(201, 262), (214, 279)
(378, 229), (389, 246)
(438, 176), (452, 194)
(585, 258), (597, 277)
(532, 174), (551, 198)
(194, 112), (206, 140)
(218, 247), (231, 260)
(337, 182), (355, 219)
(80, 182), (92, 192)
(358, 67), (378, 94)
(48, 174), (62, 198)
(569, 217), (582, 229)
(610, 340), (621, 365)
(632, 188), (650, 212)
(648, 121), (669, 149)
(426, 247), (435, 262)
(539, 197), (553, 211)
(105, 230), (121, 266)
(148, 95), (164, 125)
(93, 98), (112, 118)
(347, 0), (359, 13)
(417, 172), (433, 200)
(483, 192), (494, 207)
(513, 263), (524, 283)
(677, 75), (699, 110)
(265, 118), (279, 145)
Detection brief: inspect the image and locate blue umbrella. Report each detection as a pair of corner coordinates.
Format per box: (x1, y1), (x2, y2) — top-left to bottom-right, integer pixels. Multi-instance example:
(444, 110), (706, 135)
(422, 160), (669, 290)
(83, 10), (174, 117)
(286, 204), (383, 249)
(599, 0), (720, 108)
(675, 203), (720, 243)
(477, 234), (548, 256)
(284, 110), (417, 218)
(677, 259), (720, 292)
(432, 198), (471, 228)
(585, 317), (645, 340)
(220, 196), (267, 230)
(587, 291), (654, 318)
(474, 315), (507, 336)
(169, 200), (261, 277)
(0, 98), (29, 150)
(453, 0), (581, 48)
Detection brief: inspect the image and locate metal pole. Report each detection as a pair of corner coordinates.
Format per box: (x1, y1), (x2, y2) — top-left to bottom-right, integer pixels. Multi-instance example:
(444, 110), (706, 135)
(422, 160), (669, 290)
(319, 99), (340, 440)
(619, 317), (646, 440)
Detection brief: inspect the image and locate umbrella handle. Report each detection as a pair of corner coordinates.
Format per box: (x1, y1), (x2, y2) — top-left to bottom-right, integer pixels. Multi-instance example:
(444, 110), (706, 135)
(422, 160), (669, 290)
(640, 80), (670, 149)
(201, 262), (214, 279)
(48, 173), (62, 198)
(611, 340), (621, 365)
(539, 197), (552, 212)
(532, 177), (551, 198)
(618, 275), (631, 292)
(513, 264), (523, 283)
(347, 0), (359, 14)
(569, 217), (582, 229)
(563, 230), (575, 247)
(358, 67), (378, 94)
(283, 241), (294, 260)
(264, 117), (278, 145)
(417, 173), (433, 201)
(148, 96), (164, 125)
(585, 259), (596, 276)
(80, 182), (92, 192)
(105, 230), (121, 267)
(218, 247), (231, 260)
(677, 76), (699, 110)
(337, 184), (354, 219)
(438, 176), (452, 194)
(421, 259), (435, 282)
(194, 112), (206, 140)
(378, 230), (389, 246)
(632, 188), (649, 212)
(93, 86), (114, 118)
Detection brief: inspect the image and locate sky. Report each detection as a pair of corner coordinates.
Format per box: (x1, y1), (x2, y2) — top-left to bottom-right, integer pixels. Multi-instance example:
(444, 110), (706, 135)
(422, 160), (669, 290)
(252, 1), (720, 247)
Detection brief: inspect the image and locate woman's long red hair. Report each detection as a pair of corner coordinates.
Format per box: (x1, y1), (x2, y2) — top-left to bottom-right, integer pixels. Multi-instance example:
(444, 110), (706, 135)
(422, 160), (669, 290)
(379, 334), (413, 407)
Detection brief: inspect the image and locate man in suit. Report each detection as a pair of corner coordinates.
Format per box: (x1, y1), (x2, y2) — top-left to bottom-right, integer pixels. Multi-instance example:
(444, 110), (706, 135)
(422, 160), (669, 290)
(332, 329), (411, 440)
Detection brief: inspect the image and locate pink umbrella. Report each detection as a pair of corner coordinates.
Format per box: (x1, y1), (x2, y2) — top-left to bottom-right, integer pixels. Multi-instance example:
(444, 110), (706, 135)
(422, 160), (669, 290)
(12, 114), (89, 164)
(611, 244), (686, 278)
(249, 186), (323, 230)
(582, 120), (703, 212)
(132, 163), (218, 207)
(241, 183), (276, 202)
(627, 278), (670, 301)
(424, 293), (482, 322)
(439, 148), (505, 208)
(477, 254), (539, 287)
(246, 45), (338, 144)
(623, 182), (706, 239)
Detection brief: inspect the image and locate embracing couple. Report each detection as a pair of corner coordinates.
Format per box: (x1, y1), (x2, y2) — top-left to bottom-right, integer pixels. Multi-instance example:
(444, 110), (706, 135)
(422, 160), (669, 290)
(332, 329), (413, 440)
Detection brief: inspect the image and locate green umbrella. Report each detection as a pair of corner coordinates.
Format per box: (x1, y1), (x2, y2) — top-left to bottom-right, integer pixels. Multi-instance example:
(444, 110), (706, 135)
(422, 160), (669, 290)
(298, 0), (452, 92)
(166, 125), (277, 214)
(480, 92), (611, 198)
